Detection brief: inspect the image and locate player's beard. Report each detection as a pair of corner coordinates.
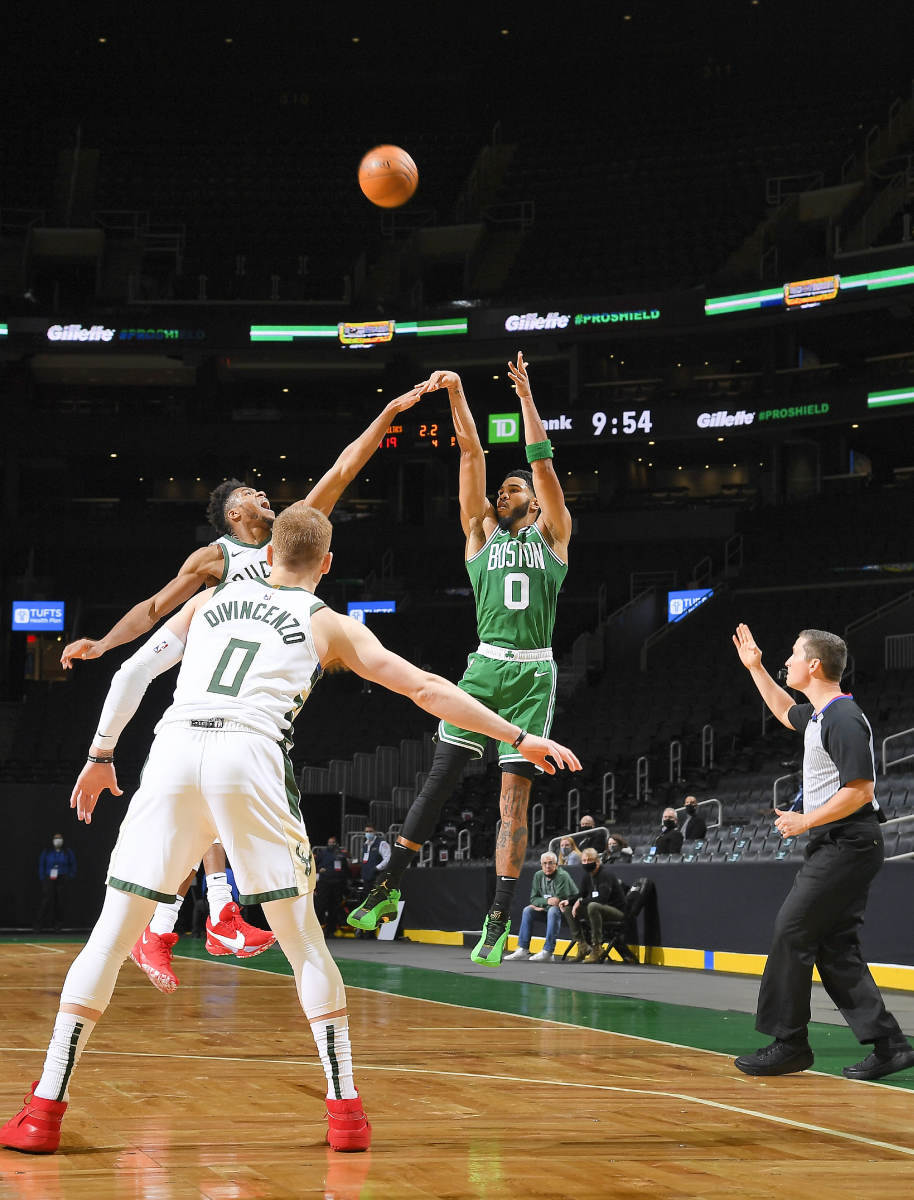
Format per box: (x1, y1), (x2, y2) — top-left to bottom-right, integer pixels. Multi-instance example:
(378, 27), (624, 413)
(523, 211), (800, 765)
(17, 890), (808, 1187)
(497, 500), (529, 531)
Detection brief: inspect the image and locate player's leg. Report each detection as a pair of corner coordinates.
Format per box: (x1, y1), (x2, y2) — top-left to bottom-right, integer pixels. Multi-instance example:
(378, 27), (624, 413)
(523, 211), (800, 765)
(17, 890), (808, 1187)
(263, 893), (370, 1151)
(348, 738), (474, 930)
(472, 768), (533, 966)
(473, 658), (556, 966)
(1, 886), (155, 1152)
(208, 736), (368, 1150)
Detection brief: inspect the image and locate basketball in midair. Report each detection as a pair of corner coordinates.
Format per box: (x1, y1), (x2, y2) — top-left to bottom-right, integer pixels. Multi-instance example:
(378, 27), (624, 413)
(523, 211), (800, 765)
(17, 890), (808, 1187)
(358, 145), (418, 208)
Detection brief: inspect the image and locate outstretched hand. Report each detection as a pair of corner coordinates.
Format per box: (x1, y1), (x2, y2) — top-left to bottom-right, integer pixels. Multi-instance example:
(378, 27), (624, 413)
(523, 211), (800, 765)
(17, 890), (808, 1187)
(61, 637), (103, 670)
(420, 370), (461, 393)
(70, 761), (123, 824)
(732, 623), (762, 671)
(507, 352), (532, 401)
(387, 384), (429, 415)
(518, 734), (582, 776)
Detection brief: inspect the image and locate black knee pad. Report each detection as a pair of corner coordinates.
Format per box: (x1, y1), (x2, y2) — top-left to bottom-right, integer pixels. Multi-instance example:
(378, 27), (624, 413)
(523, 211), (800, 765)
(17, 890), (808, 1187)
(400, 742), (475, 845)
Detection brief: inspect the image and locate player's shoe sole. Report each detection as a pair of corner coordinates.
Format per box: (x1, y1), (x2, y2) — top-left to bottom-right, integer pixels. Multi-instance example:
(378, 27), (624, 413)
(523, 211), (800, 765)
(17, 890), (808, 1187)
(471, 914), (511, 967)
(347, 886), (401, 931)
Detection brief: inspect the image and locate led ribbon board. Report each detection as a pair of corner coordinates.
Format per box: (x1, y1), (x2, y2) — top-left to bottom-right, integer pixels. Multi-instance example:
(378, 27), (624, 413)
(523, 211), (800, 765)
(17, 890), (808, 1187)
(250, 318), (467, 344)
(706, 264), (914, 316)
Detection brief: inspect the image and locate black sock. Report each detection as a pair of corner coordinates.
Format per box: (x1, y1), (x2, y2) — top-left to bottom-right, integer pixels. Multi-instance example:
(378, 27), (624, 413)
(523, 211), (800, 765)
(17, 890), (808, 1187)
(492, 876), (519, 915)
(385, 844), (415, 880)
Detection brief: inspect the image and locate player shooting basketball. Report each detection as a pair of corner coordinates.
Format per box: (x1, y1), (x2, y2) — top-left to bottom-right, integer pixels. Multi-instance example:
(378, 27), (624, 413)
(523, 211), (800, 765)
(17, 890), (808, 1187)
(349, 353), (573, 966)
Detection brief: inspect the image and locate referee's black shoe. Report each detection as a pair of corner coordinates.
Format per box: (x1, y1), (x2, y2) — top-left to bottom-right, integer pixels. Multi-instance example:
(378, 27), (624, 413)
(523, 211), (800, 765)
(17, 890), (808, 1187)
(735, 1039), (814, 1076)
(843, 1038), (914, 1081)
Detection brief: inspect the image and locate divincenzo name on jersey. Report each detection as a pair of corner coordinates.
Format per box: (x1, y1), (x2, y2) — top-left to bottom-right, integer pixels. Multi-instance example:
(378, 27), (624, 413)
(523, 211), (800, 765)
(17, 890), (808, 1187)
(202, 597), (307, 645)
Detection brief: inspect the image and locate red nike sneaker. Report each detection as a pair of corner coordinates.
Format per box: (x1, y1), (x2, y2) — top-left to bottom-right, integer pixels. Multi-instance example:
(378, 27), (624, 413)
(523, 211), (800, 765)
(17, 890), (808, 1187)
(326, 1094), (371, 1152)
(129, 927), (180, 993)
(205, 902), (276, 958)
(0, 1081), (67, 1153)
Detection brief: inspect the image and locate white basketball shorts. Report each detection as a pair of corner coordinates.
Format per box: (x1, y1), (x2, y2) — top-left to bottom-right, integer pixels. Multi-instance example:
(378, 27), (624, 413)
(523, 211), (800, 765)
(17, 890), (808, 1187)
(106, 724), (313, 905)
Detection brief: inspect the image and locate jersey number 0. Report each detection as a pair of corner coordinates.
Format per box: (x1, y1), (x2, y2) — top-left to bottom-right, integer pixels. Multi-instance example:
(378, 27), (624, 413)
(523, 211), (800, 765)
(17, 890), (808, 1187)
(503, 572), (529, 611)
(207, 638), (261, 696)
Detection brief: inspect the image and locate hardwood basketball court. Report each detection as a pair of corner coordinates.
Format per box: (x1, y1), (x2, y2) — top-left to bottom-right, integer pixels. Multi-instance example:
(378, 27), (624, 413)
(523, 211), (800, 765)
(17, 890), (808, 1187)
(2, 938), (914, 1199)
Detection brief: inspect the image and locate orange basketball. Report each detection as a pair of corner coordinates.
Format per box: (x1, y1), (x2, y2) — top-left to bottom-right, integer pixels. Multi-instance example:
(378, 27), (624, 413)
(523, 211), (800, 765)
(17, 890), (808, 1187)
(358, 144), (418, 208)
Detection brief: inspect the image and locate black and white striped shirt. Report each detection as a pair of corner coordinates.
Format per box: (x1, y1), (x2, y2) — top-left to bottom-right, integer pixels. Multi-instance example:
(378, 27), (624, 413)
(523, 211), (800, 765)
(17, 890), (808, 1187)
(788, 694), (876, 821)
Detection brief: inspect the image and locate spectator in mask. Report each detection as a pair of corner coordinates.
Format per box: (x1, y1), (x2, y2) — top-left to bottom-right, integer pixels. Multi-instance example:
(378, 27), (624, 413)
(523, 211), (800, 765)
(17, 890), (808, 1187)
(559, 847), (626, 963)
(576, 814), (607, 855)
(359, 826), (390, 888)
(681, 797), (707, 841)
(604, 834), (633, 864)
(558, 836), (582, 867)
(35, 834), (77, 932)
(654, 808), (684, 854)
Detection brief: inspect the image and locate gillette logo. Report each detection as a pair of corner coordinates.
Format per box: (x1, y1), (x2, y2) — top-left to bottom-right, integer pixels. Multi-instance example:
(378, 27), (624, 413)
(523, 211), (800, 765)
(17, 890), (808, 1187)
(47, 323), (115, 342)
(504, 311), (571, 332)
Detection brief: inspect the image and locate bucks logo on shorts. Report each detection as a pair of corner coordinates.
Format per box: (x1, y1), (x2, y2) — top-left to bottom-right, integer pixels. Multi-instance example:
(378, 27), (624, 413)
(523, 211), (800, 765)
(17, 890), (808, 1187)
(466, 524), (567, 649)
(295, 841), (312, 875)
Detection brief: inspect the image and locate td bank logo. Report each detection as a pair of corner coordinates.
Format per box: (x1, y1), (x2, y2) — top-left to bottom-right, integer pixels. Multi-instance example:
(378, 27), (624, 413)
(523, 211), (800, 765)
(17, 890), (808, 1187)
(489, 413), (520, 443)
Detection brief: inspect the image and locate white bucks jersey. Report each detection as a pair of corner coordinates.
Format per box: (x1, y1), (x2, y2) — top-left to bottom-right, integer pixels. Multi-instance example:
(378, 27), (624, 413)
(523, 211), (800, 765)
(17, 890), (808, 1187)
(214, 534), (271, 584)
(157, 579), (325, 746)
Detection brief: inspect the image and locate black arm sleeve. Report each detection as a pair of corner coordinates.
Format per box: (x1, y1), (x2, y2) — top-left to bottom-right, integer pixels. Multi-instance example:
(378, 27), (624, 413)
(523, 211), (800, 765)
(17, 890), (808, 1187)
(821, 702), (876, 785)
(788, 702), (814, 733)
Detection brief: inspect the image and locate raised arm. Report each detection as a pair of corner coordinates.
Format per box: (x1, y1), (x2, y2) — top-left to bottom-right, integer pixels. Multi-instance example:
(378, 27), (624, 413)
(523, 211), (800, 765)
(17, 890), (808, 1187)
(732, 623), (796, 729)
(425, 370), (494, 546)
(60, 543), (224, 669)
(312, 608), (581, 775)
(292, 386), (427, 518)
(69, 593), (207, 823)
(508, 352), (572, 555)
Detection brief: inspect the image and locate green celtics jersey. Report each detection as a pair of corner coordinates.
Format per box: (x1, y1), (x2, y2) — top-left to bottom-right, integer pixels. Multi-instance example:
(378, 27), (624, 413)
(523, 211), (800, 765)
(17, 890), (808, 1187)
(465, 523), (567, 650)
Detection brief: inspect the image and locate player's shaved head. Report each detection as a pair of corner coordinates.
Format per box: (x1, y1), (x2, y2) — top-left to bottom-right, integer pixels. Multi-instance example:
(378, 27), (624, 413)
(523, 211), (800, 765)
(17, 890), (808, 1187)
(272, 506), (332, 568)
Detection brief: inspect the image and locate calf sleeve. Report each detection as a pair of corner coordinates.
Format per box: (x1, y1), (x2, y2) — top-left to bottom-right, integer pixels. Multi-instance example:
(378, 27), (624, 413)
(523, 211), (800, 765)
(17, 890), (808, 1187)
(262, 893), (346, 1020)
(399, 742), (474, 848)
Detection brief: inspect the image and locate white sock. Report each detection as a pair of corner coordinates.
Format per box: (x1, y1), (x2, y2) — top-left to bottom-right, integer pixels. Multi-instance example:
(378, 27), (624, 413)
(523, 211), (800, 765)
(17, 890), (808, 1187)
(310, 1015), (357, 1100)
(149, 893), (185, 936)
(206, 872), (233, 920)
(35, 1011), (97, 1103)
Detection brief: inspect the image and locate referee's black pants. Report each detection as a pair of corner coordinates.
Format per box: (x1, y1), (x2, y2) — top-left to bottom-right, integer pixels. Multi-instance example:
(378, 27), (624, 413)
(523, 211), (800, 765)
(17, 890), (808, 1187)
(756, 818), (903, 1045)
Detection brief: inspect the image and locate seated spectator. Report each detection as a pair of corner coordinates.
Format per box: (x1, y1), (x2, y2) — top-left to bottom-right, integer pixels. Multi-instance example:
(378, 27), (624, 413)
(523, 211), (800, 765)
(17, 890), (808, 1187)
(654, 808), (684, 854)
(604, 834), (633, 865)
(559, 847), (626, 963)
(576, 814), (608, 854)
(504, 852), (578, 963)
(558, 836), (582, 867)
(680, 796), (707, 841)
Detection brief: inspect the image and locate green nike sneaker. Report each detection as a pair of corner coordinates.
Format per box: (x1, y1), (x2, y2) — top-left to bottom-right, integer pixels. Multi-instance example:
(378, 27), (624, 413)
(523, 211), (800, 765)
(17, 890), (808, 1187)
(347, 882), (401, 931)
(471, 910), (511, 967)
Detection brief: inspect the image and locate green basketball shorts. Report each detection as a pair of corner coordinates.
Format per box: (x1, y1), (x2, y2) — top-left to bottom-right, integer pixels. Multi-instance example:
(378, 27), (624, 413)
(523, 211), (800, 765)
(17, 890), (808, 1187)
(438, 650), (558, 767)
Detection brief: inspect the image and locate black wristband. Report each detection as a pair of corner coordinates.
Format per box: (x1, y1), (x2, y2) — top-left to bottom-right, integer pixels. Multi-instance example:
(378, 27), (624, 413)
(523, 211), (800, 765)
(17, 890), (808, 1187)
(87, 754), (114, 764)
(511, 729), (528, 749)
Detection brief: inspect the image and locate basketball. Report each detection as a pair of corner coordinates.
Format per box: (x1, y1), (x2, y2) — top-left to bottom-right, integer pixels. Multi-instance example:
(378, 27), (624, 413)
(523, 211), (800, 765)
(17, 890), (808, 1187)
(358, 144), (418, 208)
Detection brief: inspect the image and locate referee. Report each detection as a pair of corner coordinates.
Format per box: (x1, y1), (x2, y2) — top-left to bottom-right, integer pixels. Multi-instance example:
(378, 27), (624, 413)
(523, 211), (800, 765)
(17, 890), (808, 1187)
(731, 624), (914, 1080)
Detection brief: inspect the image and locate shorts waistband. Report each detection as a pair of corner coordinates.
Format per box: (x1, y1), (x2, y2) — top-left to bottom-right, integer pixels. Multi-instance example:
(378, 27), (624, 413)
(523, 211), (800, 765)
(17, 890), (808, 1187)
(180, 718), (260, 734)
(475, 642), (553, 663)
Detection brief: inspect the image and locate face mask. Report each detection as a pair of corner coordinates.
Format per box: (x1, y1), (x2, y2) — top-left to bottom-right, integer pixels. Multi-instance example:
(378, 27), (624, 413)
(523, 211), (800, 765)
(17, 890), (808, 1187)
(582, 861), (598, 872)
(663, 819), (676, 830)
(685, 804), (696, 814)
(53, 839), (63, 849)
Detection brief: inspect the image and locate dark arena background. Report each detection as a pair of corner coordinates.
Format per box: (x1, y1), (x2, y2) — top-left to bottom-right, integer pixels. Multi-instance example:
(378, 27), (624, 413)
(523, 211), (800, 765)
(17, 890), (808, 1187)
(3, 2), (914, 1196)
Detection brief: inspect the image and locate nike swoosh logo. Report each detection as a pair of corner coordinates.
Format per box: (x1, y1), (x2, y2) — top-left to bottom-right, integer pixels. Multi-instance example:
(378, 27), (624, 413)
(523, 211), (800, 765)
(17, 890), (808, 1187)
(142, 929), (150, 944)
(210, 929), (245, 951)
(230, 551), (243, 558)
(534, 668), (550, 677)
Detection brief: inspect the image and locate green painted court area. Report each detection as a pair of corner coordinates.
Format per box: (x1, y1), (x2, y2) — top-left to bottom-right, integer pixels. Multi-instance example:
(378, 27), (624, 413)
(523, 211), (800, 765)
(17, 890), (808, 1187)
(168, 938), (914, 1093)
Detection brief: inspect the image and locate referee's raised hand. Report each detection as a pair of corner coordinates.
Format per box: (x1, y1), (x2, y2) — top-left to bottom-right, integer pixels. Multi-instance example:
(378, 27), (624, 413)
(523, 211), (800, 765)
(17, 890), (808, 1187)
(733, 623), (763, 671)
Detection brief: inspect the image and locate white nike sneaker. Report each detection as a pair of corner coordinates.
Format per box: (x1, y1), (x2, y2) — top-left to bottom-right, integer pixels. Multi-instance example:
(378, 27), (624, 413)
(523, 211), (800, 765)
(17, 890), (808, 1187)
(205, 902), (276, 958)
(504, 947), (531, 960)
(530, 950), (554, 962)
